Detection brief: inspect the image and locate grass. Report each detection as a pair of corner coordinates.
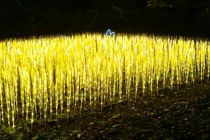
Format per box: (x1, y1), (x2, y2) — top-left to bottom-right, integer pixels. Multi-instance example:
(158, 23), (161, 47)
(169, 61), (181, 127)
(0, 34), (209, 127)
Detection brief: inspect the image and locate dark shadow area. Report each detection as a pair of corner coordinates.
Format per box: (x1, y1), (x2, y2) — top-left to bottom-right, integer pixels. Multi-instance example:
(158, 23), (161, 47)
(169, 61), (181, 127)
(0, 0), (210, 40)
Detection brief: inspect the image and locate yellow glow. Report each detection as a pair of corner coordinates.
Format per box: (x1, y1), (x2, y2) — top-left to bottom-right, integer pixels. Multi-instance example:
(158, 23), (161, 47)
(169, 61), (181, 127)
(0, 34), (209, 126)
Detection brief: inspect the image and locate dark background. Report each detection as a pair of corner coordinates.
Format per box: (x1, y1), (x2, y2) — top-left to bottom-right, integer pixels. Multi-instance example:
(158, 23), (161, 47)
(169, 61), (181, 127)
(0, 0), (210, 39)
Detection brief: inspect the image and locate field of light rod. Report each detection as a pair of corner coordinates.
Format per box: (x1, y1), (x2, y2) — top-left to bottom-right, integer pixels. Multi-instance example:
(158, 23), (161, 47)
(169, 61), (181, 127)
(0, 34), (210, 127)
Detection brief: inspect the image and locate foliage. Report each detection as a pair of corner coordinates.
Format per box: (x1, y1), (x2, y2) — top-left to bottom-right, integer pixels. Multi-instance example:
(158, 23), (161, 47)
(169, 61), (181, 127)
(146, 0), (172, 8)
(0, 34), (209, 128)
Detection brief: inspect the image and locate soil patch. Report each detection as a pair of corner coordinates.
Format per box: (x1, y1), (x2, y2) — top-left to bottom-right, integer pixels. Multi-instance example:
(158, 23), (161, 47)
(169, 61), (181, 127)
(0, 80), (210, 139)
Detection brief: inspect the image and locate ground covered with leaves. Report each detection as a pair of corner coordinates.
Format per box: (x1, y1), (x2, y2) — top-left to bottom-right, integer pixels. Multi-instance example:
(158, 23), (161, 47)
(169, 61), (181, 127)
(0, 80), (210, 140)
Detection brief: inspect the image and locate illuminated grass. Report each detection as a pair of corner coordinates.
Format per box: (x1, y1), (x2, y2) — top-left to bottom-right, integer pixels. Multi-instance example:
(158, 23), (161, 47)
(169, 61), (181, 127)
(0, 34), (209, 127)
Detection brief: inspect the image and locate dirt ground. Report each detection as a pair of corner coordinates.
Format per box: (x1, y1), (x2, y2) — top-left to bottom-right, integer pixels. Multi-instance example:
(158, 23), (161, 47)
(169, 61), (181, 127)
(0, 79), (210, 140)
